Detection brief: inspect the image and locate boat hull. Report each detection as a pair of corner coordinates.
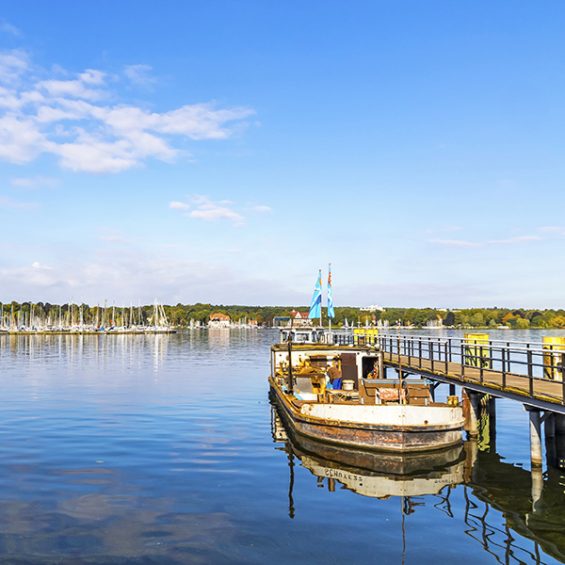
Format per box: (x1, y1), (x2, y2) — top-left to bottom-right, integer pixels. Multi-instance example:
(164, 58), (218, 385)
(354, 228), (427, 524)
(270, 378), (464, 453)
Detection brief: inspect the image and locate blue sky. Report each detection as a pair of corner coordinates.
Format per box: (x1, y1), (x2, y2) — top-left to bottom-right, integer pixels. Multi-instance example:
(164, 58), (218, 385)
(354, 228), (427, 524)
(0, 1), (564, 308)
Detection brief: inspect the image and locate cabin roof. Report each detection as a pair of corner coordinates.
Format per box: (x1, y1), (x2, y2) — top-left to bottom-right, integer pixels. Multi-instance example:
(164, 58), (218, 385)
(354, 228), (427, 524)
(209, 312), (231, 321)
(290, 310), (310, 319)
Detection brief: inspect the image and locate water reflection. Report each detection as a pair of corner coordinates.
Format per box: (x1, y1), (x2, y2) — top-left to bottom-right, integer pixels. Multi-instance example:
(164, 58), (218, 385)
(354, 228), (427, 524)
(271, 406), (468, 499)
(0, 330), (564, 563)
(272, 405), (565, 563)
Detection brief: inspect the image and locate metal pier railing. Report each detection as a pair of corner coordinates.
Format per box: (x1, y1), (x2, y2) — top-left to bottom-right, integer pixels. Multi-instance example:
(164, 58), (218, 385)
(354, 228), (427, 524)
(330, 332), (565, 410)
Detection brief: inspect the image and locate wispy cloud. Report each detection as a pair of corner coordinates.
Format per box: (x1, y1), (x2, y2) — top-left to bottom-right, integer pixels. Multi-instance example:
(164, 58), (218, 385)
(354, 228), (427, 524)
(0, 49), (29, 83)
(539, 226), (565, 236)
(170, 195), (245, 226)
(0, 195), (37, 209)
(97, 228), (130, 244)
(0, 248), (302, 305)
(169, 200), (190, 210)
(10, 175), (58, 189)
(424, 225), (463, 235)
(0, 49), (254, 173)
(430, 234), (542, 248)
(252, 204), (272, 213)
(489, 235), (542, 244)
(0, 20), (21, 37)
(429, 238), (480, 248)
(123, 64), (155, 87)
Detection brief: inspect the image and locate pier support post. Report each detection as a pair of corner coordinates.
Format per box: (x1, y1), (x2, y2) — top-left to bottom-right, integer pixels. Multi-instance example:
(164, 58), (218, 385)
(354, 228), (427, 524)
(553, 414), (565, 470)
(465, 389), (481, 439)
(527, 407), (543, 469)
(555, 413), (565, 436)
(486, 396), (496, 452)
(463, 439), (478, 483)
(545, 412), (557, 468)
(545, 412), (556, 438)
(531, 466), (544, 513)
(449, 383), (456, 396)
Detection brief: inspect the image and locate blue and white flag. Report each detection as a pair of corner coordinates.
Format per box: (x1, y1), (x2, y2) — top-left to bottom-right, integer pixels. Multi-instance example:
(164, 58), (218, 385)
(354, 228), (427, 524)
(327, 265), (335, 319)
(308, 270), (322, 319)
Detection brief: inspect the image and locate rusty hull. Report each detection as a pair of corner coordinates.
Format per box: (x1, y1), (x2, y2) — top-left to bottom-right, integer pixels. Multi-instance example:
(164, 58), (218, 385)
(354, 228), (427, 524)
(270, 377), (463, 453)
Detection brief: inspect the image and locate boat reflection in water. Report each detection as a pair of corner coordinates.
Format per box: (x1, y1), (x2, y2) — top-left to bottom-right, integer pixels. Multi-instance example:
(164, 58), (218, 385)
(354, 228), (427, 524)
(271, 405), (470, 501)
(272, 404), (565, 563)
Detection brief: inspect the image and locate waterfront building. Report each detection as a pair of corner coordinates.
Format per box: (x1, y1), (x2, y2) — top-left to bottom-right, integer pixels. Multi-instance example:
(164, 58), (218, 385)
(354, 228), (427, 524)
(208, 312), (231, 328)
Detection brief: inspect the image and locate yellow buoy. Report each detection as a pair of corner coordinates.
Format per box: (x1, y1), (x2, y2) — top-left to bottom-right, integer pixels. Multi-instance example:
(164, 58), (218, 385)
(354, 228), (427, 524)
(542, 336), (565, 381)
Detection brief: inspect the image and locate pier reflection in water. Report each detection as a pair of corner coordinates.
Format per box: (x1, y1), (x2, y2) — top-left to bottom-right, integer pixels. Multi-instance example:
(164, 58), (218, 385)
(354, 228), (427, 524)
(272, 403), (565, 564)
(0, 329), (564, 563)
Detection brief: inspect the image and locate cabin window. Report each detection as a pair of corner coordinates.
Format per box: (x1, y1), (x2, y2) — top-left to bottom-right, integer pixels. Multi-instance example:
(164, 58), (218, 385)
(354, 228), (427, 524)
(362, 356), (379, 379)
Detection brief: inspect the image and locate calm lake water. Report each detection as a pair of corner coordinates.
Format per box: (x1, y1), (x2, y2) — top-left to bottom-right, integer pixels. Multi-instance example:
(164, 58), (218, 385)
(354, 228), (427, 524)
(0, 328), (564, 564)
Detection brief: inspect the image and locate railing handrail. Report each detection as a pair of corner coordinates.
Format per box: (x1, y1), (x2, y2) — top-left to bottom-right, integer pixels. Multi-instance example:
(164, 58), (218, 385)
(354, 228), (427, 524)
(377, 333), (565, 354)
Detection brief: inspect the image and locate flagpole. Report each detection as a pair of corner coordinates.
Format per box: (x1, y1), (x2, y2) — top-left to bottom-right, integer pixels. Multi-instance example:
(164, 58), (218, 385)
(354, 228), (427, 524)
(328, 263), (331, 336)
(319, 269), (323, 329)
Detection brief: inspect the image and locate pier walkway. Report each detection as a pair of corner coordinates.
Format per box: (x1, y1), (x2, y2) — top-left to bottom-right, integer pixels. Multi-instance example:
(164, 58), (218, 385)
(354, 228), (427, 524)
(329, 332), (565, 470)
(370, 334), (565, 415)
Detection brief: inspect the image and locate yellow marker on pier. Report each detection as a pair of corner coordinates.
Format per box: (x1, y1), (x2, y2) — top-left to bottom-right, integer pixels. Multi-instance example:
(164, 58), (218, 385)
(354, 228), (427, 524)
(542, 336), (565, 381)
(353, 328), (378, 345)
(464, 333), (491, 368)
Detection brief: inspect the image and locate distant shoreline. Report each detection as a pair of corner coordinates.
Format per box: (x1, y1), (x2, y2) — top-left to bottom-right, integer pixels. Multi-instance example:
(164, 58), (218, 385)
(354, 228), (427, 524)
(1, 302), (565, 330)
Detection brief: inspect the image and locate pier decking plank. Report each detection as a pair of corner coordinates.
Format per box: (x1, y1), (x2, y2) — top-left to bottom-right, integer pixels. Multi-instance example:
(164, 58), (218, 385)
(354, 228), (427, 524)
(382, 352), (564, 405)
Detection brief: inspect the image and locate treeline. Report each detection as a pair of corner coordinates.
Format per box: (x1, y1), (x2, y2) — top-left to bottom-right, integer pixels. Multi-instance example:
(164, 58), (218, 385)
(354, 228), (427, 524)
(378, 308), (565, 329)
(2, 302), (565, 329)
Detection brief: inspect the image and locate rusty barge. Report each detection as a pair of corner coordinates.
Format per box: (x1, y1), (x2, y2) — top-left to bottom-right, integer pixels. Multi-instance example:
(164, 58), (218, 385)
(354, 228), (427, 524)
(269, 333), (464, 452)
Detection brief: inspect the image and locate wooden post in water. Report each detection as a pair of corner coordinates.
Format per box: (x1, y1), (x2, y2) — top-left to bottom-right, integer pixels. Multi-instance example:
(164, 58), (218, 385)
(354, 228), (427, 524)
(545, 412), (557, 469)
(531, 465), (543, 513)
(527, 407), (543, 469)
(464, 389), (481, 439)
(487, 396), (496, 452)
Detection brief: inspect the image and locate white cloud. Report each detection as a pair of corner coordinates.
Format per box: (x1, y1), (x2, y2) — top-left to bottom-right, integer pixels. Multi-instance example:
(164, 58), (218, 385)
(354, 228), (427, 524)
(430, 234), (542, 248)
(0, 195), (37, 209)
(429, 238), (480, 248)
(124, 64), (155, 86)
(489, 235), (542, 245)
(0, 250), (302, 305)
(171, 195), (245, 226)
(0, 20), (21, 37)
(97, 228), (129, 243)
(0, 49), (28, 83)
(190, 195), (244, 225)
(0, 50), (254, 173)
(0, 114), (44, 162)
(169, 201), (189, 210)
(252, 204), (272, 213)
(539, 226), (565, 236)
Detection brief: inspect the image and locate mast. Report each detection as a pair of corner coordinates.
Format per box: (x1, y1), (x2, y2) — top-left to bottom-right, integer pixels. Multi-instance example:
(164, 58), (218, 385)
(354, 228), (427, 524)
(319, 269), (323, 328)
(328, 263), (331, 335)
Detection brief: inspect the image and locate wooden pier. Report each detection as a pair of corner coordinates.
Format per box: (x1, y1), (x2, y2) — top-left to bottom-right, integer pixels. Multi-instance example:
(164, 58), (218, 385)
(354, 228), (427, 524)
(377, 335), (565, 414)
(332, 332), (565, 471)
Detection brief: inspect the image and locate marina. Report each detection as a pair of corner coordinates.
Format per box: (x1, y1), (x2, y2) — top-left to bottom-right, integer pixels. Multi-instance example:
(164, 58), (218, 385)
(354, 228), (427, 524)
(0, 301), (176, 334)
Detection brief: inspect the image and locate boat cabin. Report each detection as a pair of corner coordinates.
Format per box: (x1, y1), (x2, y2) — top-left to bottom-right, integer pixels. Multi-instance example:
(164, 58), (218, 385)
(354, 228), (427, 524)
(270, 343), (433, 406)
(279, 328), (326, 344)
